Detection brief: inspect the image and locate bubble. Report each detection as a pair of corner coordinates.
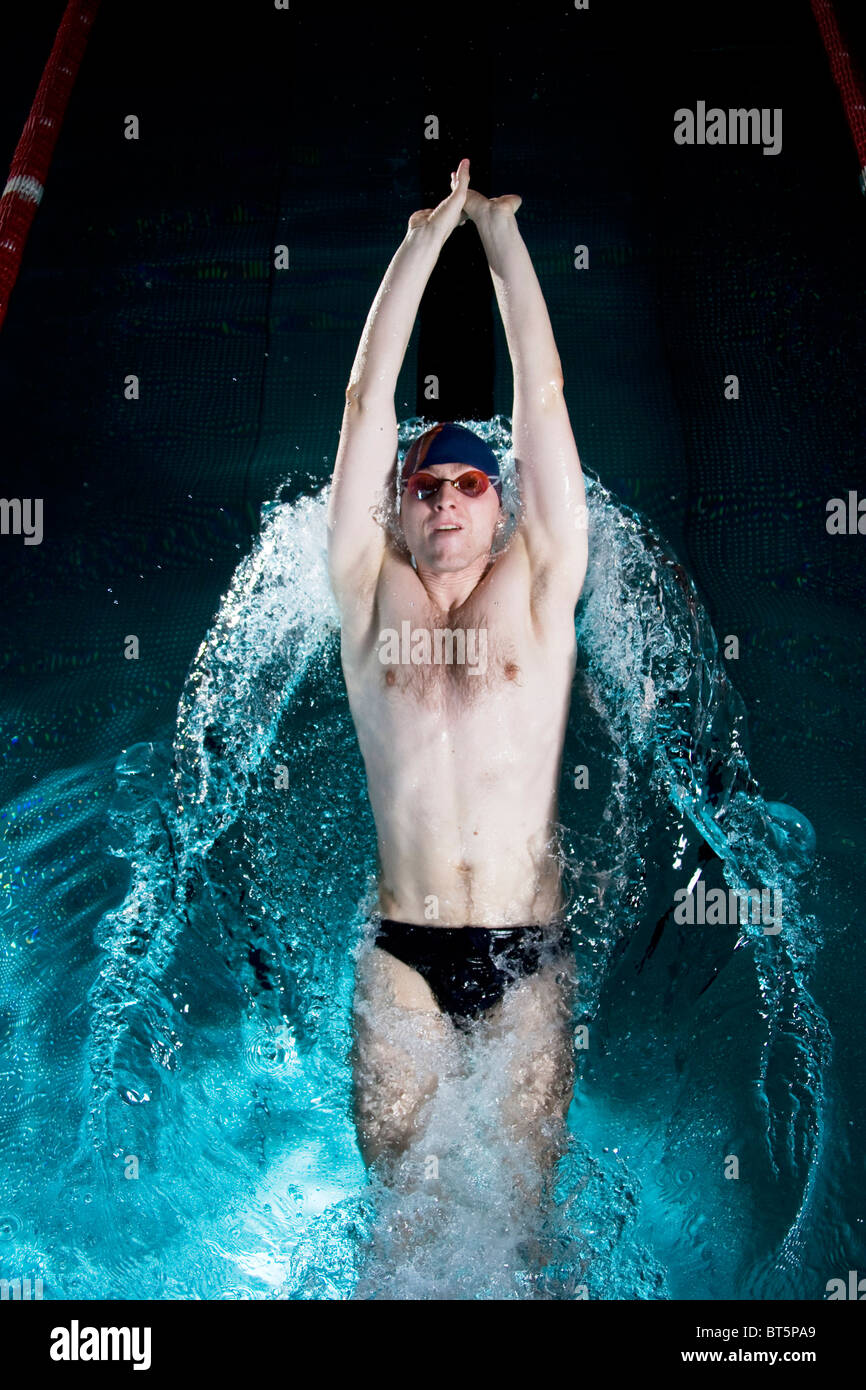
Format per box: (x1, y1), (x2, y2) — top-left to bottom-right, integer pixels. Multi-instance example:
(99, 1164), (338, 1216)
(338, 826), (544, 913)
(764, 801), (817, 861)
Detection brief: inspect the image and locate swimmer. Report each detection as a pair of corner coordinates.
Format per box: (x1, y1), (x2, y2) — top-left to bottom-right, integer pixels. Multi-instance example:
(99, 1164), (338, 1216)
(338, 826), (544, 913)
(328, 159), (588, 1195)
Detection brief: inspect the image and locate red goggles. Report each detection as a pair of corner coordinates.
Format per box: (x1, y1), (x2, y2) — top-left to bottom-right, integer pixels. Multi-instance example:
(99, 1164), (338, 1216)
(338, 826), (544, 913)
(402, 468), (500, 501)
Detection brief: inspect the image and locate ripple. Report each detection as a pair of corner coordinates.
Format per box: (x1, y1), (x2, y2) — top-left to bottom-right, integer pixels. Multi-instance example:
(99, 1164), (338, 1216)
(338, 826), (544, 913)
(240, 1022), (302, 1079)
(0, 1212), (22, 1241)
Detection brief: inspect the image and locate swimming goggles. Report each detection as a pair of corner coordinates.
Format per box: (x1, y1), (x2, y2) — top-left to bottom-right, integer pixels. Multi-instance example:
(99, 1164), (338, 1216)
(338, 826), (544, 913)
(403, 468), (500, 501)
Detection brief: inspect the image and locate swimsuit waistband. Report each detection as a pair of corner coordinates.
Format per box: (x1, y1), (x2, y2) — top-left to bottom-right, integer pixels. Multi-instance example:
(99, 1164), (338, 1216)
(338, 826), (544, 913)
(377, 919), (565, 939)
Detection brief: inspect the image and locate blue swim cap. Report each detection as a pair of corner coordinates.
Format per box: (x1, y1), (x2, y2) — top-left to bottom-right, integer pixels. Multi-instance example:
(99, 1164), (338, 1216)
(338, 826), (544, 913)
(401, 422), (501, 497)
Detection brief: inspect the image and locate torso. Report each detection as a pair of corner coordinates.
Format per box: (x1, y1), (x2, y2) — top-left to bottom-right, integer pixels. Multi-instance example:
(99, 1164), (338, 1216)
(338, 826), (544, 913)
(339, 530), (578, 926)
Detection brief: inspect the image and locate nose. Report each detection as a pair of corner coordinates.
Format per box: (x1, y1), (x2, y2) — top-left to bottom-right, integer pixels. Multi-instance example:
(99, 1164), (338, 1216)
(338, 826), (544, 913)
(434, 485), (457, 508)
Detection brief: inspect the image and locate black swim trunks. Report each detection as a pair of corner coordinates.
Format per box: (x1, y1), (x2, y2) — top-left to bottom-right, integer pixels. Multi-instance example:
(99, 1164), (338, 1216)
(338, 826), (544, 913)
(374, 919), (566, 1030)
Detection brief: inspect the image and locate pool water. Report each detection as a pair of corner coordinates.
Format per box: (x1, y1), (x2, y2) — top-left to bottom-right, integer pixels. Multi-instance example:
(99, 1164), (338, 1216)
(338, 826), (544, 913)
(0, 419), (833, 1299)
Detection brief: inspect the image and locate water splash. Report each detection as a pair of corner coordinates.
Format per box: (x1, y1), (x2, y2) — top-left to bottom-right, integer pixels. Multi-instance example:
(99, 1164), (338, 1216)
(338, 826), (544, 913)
(1, 415), (830, 1298)
(572, 467), (830, 1287)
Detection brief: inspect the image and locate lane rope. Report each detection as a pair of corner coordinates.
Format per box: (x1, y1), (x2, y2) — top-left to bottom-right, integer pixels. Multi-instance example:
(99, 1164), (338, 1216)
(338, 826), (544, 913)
(810, 0), (866, 194)
(0, 0), (102, 332)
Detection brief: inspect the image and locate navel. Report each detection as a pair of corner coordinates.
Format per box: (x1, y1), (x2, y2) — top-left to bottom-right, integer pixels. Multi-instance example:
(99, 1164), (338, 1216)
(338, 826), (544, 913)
(504, 661), (520, 681)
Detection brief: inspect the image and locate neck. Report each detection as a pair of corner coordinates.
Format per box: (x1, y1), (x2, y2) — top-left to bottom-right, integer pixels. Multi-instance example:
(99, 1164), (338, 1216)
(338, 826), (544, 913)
(414, 552), (493, 614)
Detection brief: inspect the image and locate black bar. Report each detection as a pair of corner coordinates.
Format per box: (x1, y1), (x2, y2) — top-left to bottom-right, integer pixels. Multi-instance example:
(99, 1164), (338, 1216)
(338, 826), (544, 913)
(10, 1297), (860, 1371)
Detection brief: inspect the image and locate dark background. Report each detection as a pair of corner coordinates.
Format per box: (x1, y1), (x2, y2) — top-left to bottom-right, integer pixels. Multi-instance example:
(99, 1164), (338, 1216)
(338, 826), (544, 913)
(1, 0), (864, 911)
(1, 0), (865, 1295)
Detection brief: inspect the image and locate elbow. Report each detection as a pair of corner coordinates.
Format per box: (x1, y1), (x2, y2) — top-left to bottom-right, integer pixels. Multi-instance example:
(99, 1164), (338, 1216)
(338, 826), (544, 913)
(516, 372), (565, 408)
(546, 370), (566, 397)
(345, 380), (395, 412)
(344, 385), (381, 413)
(537, 377), (566, 409)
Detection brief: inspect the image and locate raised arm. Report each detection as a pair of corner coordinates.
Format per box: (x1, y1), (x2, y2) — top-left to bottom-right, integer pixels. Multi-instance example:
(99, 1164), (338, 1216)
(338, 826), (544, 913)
(469, 193), (588, 603)
(327, 160), (471, 605)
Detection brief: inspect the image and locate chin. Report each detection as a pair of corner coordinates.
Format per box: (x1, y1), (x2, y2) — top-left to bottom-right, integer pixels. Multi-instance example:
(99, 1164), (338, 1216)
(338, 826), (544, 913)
(434, 546), (485, 571)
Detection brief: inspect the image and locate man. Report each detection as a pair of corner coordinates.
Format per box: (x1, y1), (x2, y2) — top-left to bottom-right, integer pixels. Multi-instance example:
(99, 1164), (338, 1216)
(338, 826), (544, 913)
(327, 158), (588, 1193)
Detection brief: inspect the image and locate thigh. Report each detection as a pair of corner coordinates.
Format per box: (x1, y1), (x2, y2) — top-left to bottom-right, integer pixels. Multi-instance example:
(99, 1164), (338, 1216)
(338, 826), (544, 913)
(351, 944), (457, 1170)
(357, 941), (444, 1016)
(486, 952), (576, 1142)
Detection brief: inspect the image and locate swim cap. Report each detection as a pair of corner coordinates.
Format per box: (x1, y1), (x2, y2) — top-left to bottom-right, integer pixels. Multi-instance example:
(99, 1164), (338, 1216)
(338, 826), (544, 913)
(400, 422), (501, 497)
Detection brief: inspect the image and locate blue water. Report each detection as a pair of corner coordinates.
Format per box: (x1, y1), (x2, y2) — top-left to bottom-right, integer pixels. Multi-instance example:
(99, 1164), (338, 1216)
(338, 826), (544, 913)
(0, 417), (832, 1299)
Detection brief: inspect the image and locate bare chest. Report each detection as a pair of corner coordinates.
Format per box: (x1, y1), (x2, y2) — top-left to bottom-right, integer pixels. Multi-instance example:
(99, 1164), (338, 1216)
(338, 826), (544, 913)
(373, 613), (525, 704)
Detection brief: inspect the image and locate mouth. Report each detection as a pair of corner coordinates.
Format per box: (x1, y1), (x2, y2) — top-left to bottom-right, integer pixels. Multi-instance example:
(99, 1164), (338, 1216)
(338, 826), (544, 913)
(431, 523), (462, 533)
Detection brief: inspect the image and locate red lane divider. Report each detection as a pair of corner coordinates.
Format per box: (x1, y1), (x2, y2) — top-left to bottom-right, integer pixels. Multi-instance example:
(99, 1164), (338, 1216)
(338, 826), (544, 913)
(810, 0), (866, 193)
(0, 0), (102, 332)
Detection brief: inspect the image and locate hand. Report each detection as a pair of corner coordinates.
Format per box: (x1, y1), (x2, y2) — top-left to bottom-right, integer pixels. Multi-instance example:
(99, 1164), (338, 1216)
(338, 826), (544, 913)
(407, 157), (471, 237)
(461, 184), (523, 225)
